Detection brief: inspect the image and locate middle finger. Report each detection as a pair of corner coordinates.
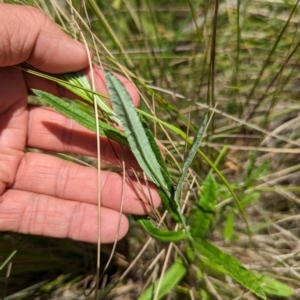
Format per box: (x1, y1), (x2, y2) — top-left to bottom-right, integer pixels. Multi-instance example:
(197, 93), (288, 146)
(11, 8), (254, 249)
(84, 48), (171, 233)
(27, 105), (140, 168)
(11, 152), (160, 215)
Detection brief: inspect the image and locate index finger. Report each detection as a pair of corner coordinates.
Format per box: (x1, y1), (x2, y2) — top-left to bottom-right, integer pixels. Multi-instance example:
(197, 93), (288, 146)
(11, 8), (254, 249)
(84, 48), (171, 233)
(0, 4), (88, 72)
(0, 3), (139, 105)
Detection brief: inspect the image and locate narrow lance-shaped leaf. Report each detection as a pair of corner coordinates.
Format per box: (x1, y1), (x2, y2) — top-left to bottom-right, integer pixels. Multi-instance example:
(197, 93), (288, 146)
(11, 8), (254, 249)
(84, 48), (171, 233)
(140, 115), (180, 220)
(105, 72), (183, 223)
(60, 72), (121, 125)
(32, 89), (129, 147)
(173, 112), (208, 230)
(140, 116), (172, 189)
(138, 107), (249, 232)
(137, 258), (187, 300)
(194, 239), (266, 299)
(105, 72), (169, 193)
(174, 112), (208, 203)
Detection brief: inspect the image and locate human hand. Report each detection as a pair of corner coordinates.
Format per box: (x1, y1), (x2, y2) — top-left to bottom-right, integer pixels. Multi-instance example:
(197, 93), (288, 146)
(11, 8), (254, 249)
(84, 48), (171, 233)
(0, 4), (160, 243)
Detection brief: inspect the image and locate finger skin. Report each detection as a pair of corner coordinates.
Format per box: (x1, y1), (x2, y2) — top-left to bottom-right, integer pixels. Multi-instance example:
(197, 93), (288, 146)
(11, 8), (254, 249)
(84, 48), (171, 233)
(0, 4), (140, 105)
(0, 4), (139, 102)
(27, 106), (140, 169)
(0, 4), (155, 243)
(0, 68), (27, 194)
(0, 4), (88, 72)
(0, 4), (139, 190)
(0, 189), (129, 243)
(11, 153), (160, 214)
(0, 4), (91, 194)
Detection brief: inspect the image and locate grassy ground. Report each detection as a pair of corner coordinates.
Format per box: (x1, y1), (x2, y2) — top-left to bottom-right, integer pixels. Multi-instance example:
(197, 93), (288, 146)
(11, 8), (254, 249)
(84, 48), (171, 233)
(1, 0), (300, 299)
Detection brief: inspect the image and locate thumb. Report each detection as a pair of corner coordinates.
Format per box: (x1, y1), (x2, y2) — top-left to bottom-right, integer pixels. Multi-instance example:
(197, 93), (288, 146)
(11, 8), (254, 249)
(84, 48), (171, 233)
(0, 4), (89, 73)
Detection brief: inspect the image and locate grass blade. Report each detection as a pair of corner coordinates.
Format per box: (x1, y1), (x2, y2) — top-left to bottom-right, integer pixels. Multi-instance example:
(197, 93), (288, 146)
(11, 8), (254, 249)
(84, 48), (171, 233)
(0, 250), (17, 271)
(3, 280), (49, 300)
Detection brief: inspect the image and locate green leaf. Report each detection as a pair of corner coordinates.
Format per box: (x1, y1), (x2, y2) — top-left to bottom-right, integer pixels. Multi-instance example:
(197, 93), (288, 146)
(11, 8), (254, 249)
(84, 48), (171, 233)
(34, 86), (180, 221)
(194, 239), (266, 299)
(174, 112), (208, 203)
(136, 217), (188, 242)
(141, 116), (172, 189)
(105, 72), (169, 192)
(189, 174), (217, 239)
(140, 116), (180, 221)
(139, 109), (249, 233)
(32, 89), (129, 148)
(157, 187), (180, 222)
(172, 112), (208, 230)
(60, 72), (121, 125)
(3, 280), (49, 300)
(0, 250), (17, 271)
(223, 211), (235, 242)
(254, 274), (293, 297)
(137, 258), (187, 300)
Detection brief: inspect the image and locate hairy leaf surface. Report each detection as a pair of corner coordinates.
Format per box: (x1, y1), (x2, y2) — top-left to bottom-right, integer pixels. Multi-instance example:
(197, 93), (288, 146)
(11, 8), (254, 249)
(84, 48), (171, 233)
(105, 72), (169, 192)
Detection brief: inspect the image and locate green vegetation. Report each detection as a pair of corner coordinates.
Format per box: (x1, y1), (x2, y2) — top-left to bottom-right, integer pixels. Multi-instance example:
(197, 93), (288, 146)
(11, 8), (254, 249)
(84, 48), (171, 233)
(1, 0), (300, 299)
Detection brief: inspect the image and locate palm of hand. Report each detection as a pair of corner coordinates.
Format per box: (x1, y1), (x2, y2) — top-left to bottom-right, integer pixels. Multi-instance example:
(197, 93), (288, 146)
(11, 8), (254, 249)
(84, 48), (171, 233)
(0, 4), (160, 243)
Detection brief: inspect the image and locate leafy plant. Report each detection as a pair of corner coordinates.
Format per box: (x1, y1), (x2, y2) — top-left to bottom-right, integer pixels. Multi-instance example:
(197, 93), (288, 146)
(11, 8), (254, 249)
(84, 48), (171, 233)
(1, 0), (299, 299)
(33, 71), (267, 299)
